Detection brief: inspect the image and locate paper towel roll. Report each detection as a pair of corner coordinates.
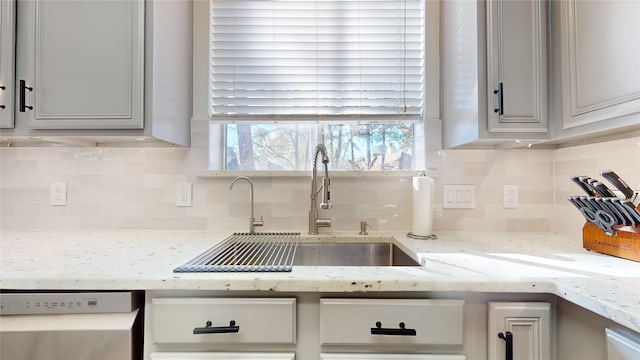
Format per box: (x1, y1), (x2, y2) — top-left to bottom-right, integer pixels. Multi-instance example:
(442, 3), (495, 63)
(412, 176), (434, 237)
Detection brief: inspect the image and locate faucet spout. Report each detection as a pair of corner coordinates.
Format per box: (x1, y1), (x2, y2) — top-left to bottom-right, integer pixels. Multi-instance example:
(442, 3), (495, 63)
(229, 176), (264, 233)
(309, 144), (332, 234)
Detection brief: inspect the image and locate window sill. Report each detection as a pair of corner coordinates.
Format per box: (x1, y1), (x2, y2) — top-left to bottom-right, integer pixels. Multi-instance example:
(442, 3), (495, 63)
(197, 170), (436, 179)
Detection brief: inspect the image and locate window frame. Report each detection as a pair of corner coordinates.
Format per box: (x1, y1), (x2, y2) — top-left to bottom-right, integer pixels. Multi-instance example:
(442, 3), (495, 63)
(198, 0), (440, 173)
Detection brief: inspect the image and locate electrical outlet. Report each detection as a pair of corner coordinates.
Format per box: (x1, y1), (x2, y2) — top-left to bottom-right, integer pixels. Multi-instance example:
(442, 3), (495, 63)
(176, 182), (192, 207)
(503, 184), (519, 209)
(443, 185), (476, 208)
(50, 182), (67, 206)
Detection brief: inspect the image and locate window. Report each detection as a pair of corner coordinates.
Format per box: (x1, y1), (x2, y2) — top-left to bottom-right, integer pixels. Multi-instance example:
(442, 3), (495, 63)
(210, 0), (426, 171)
(225, 123), (415, 170)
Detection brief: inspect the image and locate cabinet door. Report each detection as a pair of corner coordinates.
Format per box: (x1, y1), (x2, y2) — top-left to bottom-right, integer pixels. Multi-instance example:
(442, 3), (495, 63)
(15, 0), (143, 129)
(560, 0), (640, 129)
(606, 329), (640, 360)
(150, 353), (295, 360)
(0, 0), (15, 128)
(488, 302), (551, 360)
(487, 0), (547, 133)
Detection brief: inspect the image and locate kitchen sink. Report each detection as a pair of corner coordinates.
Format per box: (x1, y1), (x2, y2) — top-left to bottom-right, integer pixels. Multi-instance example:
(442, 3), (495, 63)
(293, 242), (420, 267)
(174, 233), (420, 273)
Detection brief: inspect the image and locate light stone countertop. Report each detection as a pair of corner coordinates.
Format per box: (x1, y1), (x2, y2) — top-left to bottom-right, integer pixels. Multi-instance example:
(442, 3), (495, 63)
(1, 230), (639, 333)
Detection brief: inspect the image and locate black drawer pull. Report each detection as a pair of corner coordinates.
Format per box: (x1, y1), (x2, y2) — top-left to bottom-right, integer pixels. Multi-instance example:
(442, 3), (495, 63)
(370, 321), (416, 336)
(193, 320), (239, 334)
(19, 80), (33, 112)
(1, 85), (5, 109)
(493, 81), (504, 115)
(498, 331), (513, 360)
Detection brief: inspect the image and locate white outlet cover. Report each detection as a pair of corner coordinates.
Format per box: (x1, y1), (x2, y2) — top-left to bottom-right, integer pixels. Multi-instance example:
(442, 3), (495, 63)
(176, 182), (192, 207)
(50, 182), (67, 206)
(502, 184), (519, 209)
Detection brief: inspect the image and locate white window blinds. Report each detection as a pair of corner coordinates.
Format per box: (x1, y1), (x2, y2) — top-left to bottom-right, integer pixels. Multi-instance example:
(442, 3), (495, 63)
(210, 0), (425, 122)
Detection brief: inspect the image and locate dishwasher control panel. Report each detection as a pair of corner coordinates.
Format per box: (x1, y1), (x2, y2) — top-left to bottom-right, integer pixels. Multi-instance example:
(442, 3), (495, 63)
(0, 292), (136, 315)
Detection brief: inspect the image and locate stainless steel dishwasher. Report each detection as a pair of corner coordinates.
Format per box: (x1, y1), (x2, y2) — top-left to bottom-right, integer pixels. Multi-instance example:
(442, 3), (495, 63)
(0, 291), (143, 360)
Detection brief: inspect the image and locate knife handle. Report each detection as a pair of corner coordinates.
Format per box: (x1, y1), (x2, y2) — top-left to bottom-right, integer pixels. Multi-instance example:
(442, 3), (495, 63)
(571, 176), (596, 196)
(597, 197), (625, 225)
(601, 170), (635, 199)
(592, 181), (617, 198)
(578, 177), (600, 196)
(620, 200), (640, 225)
(611, 198), (639, 227)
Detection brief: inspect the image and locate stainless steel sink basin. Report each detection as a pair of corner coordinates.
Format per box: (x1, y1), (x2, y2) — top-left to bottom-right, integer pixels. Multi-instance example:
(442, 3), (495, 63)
(174, 234), (421, 273)
(293, 242), (420, 266)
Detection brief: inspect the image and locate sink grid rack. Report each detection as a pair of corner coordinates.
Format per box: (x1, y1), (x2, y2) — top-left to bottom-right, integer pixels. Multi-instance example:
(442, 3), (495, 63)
(174, 232), (300, 272)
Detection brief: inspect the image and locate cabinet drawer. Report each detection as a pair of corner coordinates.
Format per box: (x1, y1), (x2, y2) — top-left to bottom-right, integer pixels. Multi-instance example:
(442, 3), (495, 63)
(152, 298), (296, 344)
(151, 353), (295, 360)
(321, 355), (465, 360)
(320, 298), (464, 346)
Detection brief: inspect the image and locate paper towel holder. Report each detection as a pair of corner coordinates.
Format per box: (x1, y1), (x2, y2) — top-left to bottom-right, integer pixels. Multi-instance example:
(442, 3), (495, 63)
(407, 232), (437, 240)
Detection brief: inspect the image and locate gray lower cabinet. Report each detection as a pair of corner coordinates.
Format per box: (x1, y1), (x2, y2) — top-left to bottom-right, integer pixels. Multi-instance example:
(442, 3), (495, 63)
(147, 297), (297, 359)
(145, 294), (467, 360)
(146, 292), (640, 360)
(151, 298), (297, 345)
(15, 0), (144, 130)
(606, 328), (640, 360)
(321, 355), (465, 360)
(488, 302), (552, 360)
(319, 298), (464, 346)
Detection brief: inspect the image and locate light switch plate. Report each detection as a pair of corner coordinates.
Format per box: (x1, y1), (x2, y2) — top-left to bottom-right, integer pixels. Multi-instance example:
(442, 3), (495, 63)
(443, 184), (476, 208)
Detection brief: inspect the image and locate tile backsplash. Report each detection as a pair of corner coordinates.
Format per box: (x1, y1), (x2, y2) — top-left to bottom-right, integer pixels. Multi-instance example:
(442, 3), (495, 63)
(2, 135), (638, 238)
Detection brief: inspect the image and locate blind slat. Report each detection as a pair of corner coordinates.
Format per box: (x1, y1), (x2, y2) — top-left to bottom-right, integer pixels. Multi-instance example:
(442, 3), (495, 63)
(209, 0), (425, 120)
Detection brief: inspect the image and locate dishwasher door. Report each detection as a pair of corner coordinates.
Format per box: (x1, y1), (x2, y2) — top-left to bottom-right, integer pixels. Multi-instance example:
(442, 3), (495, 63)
(0, 309), (139, 360)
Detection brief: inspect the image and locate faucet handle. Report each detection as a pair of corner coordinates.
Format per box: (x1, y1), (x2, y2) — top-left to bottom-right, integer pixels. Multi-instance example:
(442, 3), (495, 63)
(320, 177), (331, 209)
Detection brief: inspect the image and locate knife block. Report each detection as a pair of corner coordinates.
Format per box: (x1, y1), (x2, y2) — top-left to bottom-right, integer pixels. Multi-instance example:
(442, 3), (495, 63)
(582, 208), (640, 262)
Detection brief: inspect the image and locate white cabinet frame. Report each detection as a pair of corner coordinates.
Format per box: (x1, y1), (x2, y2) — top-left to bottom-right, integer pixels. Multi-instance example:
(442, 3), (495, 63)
(488, 302), (552, 360)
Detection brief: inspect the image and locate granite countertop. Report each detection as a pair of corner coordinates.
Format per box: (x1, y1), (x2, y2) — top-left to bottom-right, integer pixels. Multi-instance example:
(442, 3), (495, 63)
(1, 230), (639, 333)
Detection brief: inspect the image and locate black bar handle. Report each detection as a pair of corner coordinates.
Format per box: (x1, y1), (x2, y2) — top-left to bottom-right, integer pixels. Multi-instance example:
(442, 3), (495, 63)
(19, 80), (33, 112)
(0, 85), (5, 109)
(193, 320), (239, 334)
(498, 331), (513, 360)
(370, 321), (417, 336)
(493, 82), (504, 115)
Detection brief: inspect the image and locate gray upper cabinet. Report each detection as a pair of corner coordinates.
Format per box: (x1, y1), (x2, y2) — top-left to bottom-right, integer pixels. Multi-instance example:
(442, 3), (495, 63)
(442, 0), (548, 149)
(1, 0), (192, 146)
(487, 0), (547, 134)
(556, 0), (640, 138)
(0, 0), (16, 129)
(16, 0), (144, 129)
